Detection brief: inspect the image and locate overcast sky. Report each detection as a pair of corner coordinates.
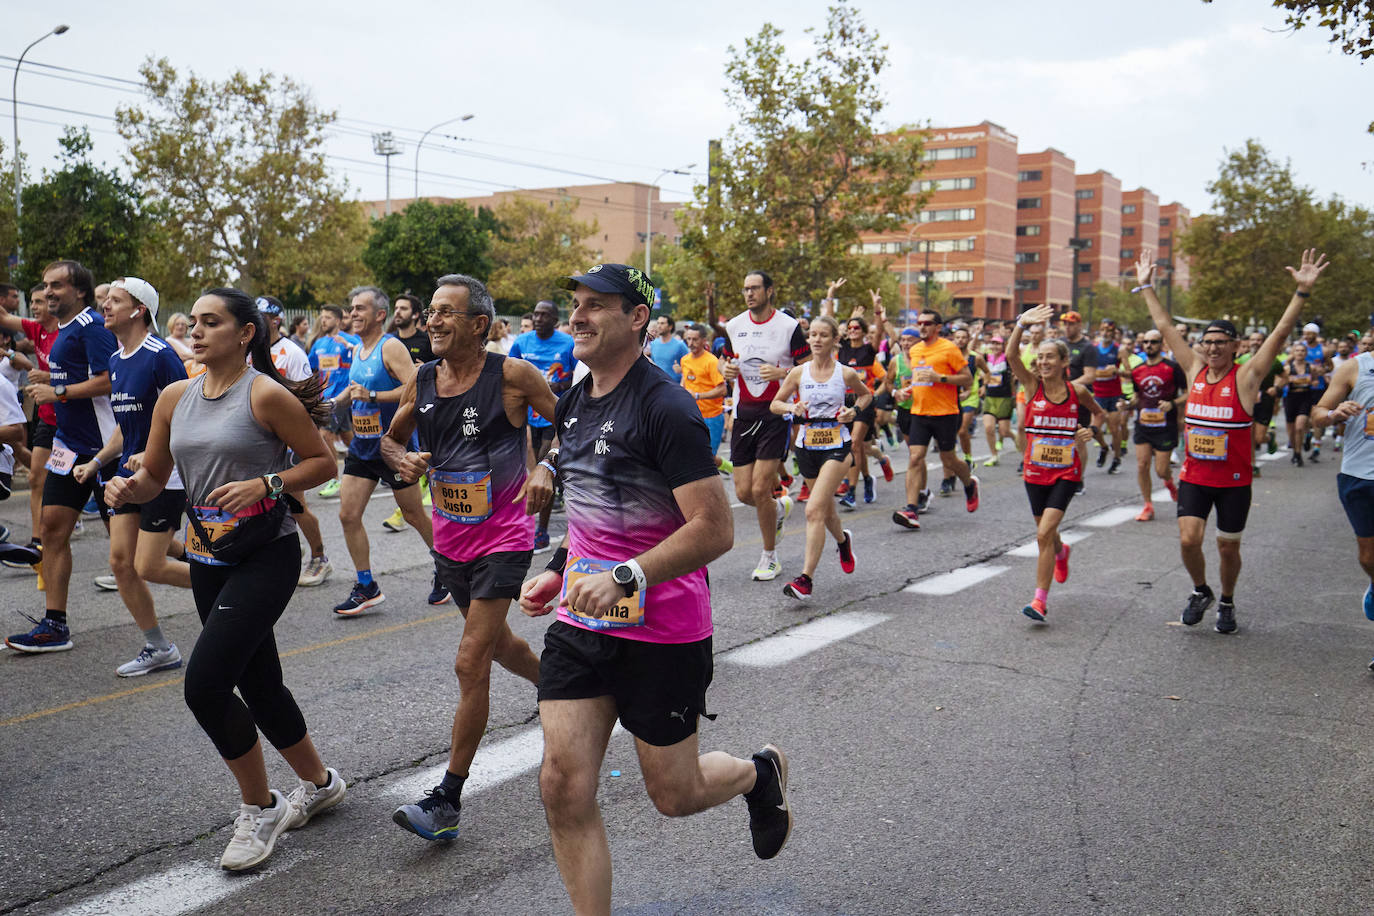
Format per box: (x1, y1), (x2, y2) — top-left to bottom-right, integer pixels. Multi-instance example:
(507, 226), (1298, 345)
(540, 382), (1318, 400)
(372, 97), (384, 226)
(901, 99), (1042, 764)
(6, 0), (1371, 218)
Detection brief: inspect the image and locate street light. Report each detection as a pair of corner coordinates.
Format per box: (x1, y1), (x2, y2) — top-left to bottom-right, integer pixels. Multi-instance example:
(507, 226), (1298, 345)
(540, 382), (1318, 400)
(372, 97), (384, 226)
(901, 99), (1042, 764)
(645, 163), (694, 280)
(413, 114), (474, 201)
(12, 23), (70, 273)
(372, 132), (402, 216)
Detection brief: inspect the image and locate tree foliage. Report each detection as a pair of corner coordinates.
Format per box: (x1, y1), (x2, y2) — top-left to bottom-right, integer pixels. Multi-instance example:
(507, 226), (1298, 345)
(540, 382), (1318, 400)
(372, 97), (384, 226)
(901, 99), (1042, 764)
(361, 198), (497, 304)
(1203, 0), (1374, 59)
(116, 58), (368, 305)
(487, 196), (598, 311)
(0, 139), (21, 285)
(1180, 139), (1374, 332)
(16, 128), (146, 290)
(675, 2), (925, 312)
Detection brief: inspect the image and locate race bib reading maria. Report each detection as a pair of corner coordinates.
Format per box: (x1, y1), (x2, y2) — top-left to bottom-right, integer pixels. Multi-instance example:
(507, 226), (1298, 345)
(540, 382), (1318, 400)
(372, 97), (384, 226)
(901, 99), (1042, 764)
(1029, 435), (1075, 469)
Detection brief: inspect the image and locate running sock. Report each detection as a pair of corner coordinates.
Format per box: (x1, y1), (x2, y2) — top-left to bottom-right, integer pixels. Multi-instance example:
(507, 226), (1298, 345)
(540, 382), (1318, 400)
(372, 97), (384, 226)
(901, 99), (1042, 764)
(1192, 584), (1213, 598)
(1220, 594), (1234, 605)
(439, 770), (466, 801)
(1035, 588), (1049, 605)
(744, 755), (774, 801)
(357, 569), (374, 587)
(47, 609), (67, 626)
(143, 625), (172, 652)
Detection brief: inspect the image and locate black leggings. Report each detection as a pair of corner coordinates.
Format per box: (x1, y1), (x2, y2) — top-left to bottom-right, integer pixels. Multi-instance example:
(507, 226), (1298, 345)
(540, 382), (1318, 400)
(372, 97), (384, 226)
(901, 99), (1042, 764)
(185, 533), (306, 760)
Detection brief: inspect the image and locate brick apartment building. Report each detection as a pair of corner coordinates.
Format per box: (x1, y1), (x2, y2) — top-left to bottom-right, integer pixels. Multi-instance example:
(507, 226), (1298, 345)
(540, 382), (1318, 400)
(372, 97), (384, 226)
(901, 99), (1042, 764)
(1014, 148), (1076, 310)
(1118, 188), (1160, 281)
(1072, 170), (1123, 291)
(364, 182), (684, 265)
(1158, 202), (1191, 293)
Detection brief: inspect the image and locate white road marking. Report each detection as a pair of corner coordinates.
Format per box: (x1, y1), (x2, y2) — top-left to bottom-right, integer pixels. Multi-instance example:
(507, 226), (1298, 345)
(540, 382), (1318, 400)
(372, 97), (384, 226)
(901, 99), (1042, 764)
(1259, 448), (1291, 462)
(1078, 506), (1144, 527)
(54, 852), (312, 916)
(1005, 529), (1092, 558)
(723, 612), (890, 667)
(726, 451), (994, 510)
(903, 563), (1009, 596)
(1151, 488), (1175, 503)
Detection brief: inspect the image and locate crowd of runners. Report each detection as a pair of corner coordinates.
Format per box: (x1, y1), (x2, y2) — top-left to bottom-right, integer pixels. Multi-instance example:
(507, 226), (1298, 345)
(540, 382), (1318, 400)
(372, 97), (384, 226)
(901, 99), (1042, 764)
(1, 246), (1370, 914)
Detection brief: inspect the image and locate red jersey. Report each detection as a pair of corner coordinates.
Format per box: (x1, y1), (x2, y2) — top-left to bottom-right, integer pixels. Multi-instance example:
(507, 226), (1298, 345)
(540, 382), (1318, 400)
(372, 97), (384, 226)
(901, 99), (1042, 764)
(1022, 381), (1083, 485)
(1130, 358), (1185, 430)
(21, 317), (59, 426)
(1181, 364), (1253, 488)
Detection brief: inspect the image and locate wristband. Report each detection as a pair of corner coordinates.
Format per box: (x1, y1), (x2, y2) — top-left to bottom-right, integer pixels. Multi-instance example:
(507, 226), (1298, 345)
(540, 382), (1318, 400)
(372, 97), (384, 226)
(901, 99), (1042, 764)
(1130, 284), (1153, 294)
(622, 557), (648, 593)
(537, 459), (558, 477)
(1295, 290), (1311, 298)
(545, 546), (568, 575)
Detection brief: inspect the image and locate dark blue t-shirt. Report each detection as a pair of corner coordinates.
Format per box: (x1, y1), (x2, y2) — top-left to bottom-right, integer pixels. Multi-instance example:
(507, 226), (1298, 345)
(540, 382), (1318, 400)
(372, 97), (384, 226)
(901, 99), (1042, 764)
(109, 334), (188, 476)
(50, 307), (118, 455)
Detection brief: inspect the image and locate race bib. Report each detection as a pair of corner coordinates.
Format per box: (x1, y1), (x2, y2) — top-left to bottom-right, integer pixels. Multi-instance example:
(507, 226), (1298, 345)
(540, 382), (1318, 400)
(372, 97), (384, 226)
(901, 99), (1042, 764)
(430, 469), (492, 524)
(1363, 409), (1374, 441)
(46, 441), (77, 476)
(1186, 426), (1227, 461)
(986, 372), (1002, 389)
(317, 354), (340, 371)
(1139, 408), (1167, 428)
(913, 364), (934, 387)
(185, 507), (237, 566)
(352, 403), (383, 439)
(803, 423), (844, 449)
(1291, 375), (1310, 389)
(1029, 435), (1075, 469)
(562, 557), (645, 629)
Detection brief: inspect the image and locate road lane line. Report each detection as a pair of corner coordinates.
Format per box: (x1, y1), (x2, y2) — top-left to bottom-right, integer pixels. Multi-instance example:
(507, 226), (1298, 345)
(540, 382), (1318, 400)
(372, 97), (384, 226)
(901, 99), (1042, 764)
(0, 609), (465, 730)
(1150, 488), (1175, 503)
(723, 612), (890, 667)
(903, 564), (1009, 596)
(52, 851), (314, 916)
(1258, 448), (1290, 462)
(1078, 506), (1143, 527)
(1005, 529), (1092, 559)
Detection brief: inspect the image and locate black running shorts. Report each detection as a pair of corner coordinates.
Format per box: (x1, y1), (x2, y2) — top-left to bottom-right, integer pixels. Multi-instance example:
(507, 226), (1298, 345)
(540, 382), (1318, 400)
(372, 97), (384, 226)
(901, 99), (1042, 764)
(1176, 480), (1251, 535)
(1024, 478), (1078, 517)
(795, 445), (852, 481)
(1133, 423), (1178, 452)
(432, 548), (532, 608)
(907, 413), (959, 453)
(730, 413), (791, 465)
(42, 455), (112, 517)
(538, 621), (713, 747)
(111, 486), (187, 533)
(342, 453), (415, 489)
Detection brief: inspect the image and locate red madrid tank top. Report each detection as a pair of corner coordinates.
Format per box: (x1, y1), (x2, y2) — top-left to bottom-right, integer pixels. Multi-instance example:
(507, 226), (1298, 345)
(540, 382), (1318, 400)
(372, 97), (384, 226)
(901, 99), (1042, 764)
(1181, 364), (1253, 488)
(1022, 380), (1083, 486)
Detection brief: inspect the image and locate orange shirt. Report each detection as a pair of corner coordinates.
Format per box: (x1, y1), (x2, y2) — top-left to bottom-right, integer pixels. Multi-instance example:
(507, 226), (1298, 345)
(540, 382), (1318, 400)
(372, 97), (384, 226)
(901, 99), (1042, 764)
(680, 349), (725, 418)
(906, 337), (967, 417)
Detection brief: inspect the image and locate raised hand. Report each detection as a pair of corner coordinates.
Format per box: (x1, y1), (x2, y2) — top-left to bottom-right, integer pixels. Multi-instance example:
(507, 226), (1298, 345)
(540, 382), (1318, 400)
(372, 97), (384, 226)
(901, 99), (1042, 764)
(826, 277), (848, 299)
(1134, 248), (1156, 288)
(1286, 249), (1330, 292)
(1019, 304), (1054, 328)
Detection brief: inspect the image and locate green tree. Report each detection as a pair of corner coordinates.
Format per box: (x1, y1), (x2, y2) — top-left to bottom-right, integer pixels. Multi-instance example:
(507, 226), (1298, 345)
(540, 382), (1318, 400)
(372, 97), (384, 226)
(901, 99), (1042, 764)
(362, 198), (497, 305)
(1203, 0), (1374, 59)
(116, 58), (367, 304)
(1180, 139), (1374, 332)
(487, 196), (598, 311)
(16, 128), (145, 289)
(677, 2), (926, 310)
(0, 138), (19, 285)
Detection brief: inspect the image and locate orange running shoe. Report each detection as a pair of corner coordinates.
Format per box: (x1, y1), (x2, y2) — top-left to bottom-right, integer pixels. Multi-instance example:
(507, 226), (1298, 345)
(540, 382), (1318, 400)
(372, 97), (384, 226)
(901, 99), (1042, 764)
(1053, 544), (1071, 584)
(1136, 503), (1155, 522)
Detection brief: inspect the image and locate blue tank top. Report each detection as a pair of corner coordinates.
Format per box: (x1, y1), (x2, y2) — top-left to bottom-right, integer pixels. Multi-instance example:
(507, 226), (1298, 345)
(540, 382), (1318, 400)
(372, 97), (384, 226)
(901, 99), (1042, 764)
(348, 334), (402, 460)
(1341, 352), (1374, 481)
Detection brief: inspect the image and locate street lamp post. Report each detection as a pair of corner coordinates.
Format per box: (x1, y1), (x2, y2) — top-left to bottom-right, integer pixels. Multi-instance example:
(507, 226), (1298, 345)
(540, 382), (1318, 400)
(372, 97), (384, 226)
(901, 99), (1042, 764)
(413, 114), (474, 202)
(645, 164), (694, 280)
(372, 132), (401, 216)
(12, 23), (70, 273)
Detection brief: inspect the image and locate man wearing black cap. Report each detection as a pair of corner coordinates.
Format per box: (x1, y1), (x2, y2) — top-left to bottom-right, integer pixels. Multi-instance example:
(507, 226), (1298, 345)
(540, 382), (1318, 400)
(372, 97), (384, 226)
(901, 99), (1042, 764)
(1135, 246), (1329, 634)
(520, 263), (792, 914)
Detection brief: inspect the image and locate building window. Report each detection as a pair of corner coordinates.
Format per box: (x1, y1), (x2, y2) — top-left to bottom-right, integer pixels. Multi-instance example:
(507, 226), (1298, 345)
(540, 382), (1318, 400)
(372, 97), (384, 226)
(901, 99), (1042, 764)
(1084, 238), (1094, 248)
(1016, 225), (1042, 237)
(1160, 217), (1171, 227)
(918, 207), (976, 223)
(1018, 169), (1043, 182)
(922, 145), (977, 162)
(1122, 226), (1135, 236)
(1016, 197), (1042, 210)
(1077, 213), (1094, 224)
(1015, 252), (1040, 264)
(1075, 189), (1095, 199)
(1122, 204), (1137, 214)
(914, 176), (976, 192)
(1078, 263), (1092, 273)
(931, 269), (974, 283)
(1121, 248), (1135, 259)
(915, 237), (976, 253)
(1016, 279), (1040, 291)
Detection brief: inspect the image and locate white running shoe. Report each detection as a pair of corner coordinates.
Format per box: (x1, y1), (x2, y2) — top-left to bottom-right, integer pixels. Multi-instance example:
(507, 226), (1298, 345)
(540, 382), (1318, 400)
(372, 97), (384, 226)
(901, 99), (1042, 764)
(116, 643), (182, 678)
(775, 495), (793, 542)
(751, 557), (782, 581)
(220, 789), (290, 871)
(284, 767), (346, 829)
(94, 574), (118, 592)
(298, 555), (334, 587)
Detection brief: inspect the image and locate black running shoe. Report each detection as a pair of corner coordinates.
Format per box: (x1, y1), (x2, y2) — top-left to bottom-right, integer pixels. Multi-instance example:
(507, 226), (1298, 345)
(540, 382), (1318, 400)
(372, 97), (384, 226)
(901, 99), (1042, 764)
(1182, 590), (1213, 626)
(1096, 446), (1108, 468)
(1108, 456), (1121, 475)
(915, 489), (932, 514)
(1215, 602), (1237, 634)
(745, 745), (792, 860)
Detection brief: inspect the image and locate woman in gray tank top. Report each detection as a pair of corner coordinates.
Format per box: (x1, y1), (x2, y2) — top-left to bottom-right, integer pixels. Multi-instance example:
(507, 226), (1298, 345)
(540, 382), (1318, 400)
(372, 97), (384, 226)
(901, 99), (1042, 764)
(105, 287), (344, 872)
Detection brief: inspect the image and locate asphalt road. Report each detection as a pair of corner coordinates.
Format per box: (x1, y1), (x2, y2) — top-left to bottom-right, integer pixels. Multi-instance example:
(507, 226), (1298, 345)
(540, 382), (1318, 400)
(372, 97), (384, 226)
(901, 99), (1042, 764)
(1, 437), (1369, 916)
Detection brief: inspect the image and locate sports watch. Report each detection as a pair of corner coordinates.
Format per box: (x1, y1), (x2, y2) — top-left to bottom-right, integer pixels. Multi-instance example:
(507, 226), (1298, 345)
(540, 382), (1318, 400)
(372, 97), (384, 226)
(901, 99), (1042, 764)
(611, 563), (637, 598)
(54, 384), (68, 403)
(262, 473), (285, 499)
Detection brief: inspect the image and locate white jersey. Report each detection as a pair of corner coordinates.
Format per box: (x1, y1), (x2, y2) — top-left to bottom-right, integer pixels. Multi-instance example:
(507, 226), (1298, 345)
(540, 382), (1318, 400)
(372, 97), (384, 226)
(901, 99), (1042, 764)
(0, 373), (25, 475)
(723, 308), (808, 420)
(270, 337), (312, 382)
(794, 360), (851, 449)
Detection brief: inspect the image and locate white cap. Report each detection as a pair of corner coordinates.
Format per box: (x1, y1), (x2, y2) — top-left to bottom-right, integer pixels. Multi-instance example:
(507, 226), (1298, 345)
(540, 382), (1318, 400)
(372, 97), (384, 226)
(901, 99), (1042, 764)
(111, 277), (159, 324)
(1303, 322), (1319, 334)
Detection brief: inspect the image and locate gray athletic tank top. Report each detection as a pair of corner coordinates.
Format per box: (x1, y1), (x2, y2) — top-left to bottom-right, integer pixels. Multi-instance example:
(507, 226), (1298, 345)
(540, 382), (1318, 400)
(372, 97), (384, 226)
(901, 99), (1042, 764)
(169, 367), (296, 537)
(1340, 351), (1374, 481)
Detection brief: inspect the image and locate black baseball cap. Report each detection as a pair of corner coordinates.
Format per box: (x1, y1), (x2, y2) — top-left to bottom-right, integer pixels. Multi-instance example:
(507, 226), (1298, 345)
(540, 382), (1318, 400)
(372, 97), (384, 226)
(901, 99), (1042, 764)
(1202, 319), (1239, 339)
(559, 264), (653, 307)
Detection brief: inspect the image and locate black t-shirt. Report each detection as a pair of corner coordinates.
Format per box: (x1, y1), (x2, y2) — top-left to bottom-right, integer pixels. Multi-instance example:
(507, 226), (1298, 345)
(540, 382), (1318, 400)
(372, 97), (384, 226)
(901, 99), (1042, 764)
(397, 329), (434, 365)
(1064, 336), (1098, 381)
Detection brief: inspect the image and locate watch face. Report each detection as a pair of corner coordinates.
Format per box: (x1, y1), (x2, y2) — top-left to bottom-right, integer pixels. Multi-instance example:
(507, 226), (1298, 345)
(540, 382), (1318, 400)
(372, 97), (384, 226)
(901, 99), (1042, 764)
(613, 565), (634, 585)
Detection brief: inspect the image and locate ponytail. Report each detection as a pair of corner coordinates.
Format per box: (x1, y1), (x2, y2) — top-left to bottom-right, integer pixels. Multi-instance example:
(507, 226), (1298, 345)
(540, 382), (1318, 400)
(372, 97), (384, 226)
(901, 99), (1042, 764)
(205, 288), (331, 424)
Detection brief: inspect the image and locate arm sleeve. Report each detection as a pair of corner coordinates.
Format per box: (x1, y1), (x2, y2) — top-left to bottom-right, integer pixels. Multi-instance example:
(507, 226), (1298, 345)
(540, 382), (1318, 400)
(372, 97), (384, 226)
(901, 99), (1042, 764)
(645, 382), (718, 490)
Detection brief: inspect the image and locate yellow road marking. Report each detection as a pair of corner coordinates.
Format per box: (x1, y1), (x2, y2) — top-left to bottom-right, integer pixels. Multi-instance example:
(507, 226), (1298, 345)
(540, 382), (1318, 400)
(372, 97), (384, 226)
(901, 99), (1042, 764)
(0, 608), (465, 729)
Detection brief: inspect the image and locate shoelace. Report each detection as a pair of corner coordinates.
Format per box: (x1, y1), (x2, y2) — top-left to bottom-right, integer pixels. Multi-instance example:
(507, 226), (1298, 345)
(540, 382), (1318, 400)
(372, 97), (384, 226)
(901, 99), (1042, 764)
(15, 611), (44, 629)
(231, 808), (261, 842)
(416, 789), (455, 813)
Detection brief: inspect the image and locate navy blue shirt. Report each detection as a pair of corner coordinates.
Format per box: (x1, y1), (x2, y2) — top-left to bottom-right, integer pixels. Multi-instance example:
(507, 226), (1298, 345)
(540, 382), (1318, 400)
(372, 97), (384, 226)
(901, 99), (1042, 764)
(50, 307), (118, 455)
(109, 334), (188, 478)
